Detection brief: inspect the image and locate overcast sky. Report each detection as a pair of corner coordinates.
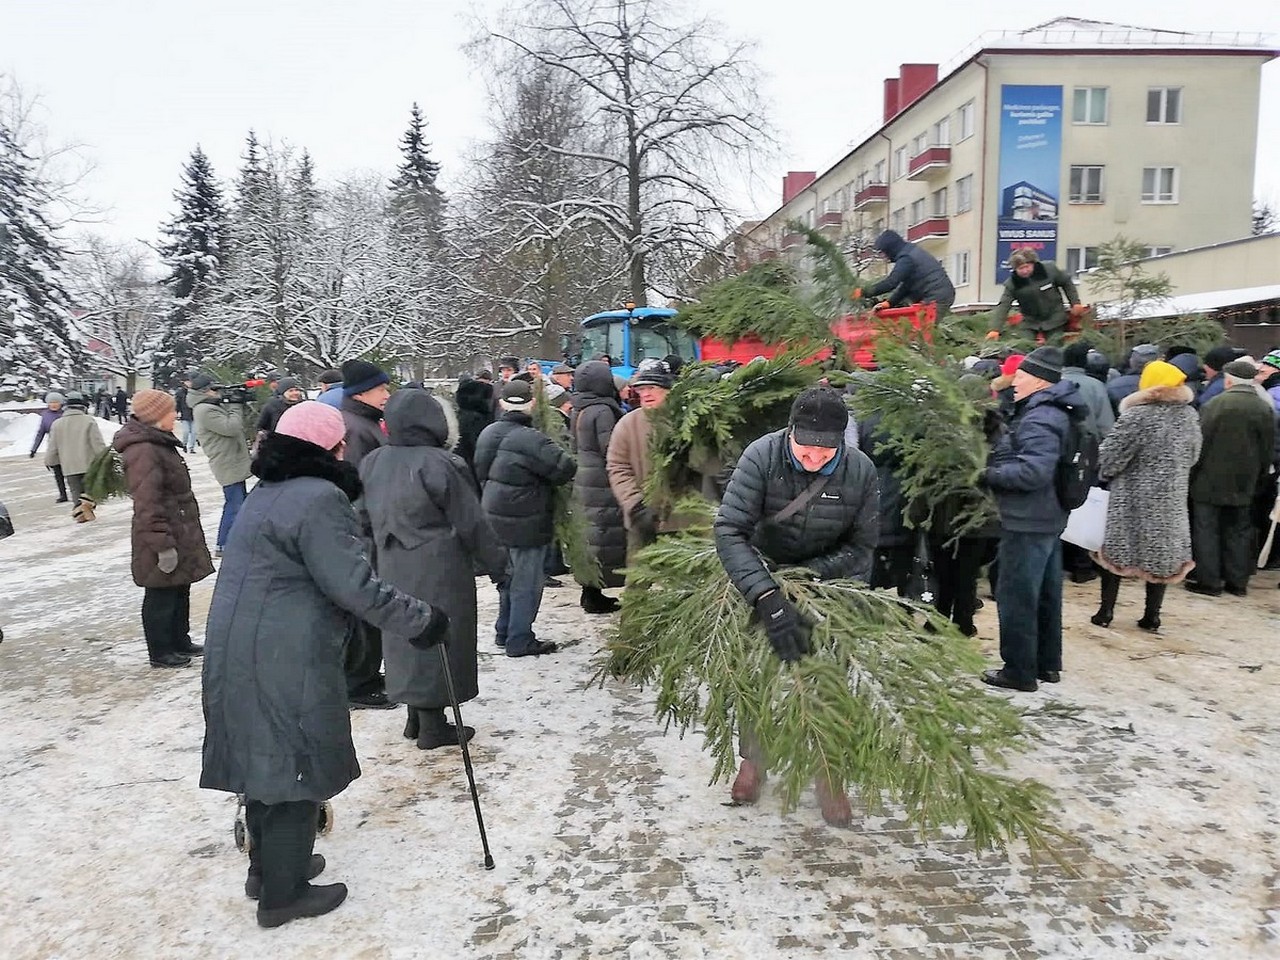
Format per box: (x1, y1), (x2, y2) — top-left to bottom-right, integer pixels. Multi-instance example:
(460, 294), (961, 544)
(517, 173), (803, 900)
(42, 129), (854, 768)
(3, 0), (1277, 254)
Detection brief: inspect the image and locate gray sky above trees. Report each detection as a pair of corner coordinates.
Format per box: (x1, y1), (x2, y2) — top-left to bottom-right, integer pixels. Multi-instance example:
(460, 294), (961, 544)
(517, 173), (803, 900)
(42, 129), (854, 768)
(3, 0), (1277, 251)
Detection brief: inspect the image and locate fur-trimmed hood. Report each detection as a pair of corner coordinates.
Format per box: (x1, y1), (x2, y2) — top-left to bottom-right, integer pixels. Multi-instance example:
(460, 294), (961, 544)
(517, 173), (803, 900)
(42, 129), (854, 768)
(383, 388), (459, 451)
(1119, 383), (1195, 411)
(252, 432), (363, 502)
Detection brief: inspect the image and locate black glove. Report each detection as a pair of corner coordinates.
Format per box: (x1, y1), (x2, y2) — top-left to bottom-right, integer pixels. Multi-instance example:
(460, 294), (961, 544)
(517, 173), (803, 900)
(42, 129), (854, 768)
(410, 606), (451, 649)
(28, 451), (35, 459)
(753, 590), (812, 663)
(630, 503), (658, 544)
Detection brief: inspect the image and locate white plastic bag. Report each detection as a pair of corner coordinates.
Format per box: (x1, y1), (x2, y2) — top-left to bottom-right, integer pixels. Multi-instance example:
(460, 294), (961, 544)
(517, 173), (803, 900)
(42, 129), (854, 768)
(1061, 487), (1109, 553)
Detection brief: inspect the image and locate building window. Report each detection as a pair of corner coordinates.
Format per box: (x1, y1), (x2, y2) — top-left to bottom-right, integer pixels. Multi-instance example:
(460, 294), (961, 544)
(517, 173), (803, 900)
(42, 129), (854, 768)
(890, 207), (906, 233)
(910, 198), (926, 224)
(931, 187), (948, 217)
(874, 218), (885, 233)
(955, 175), (973, 214)
(1147, 88), (1182, 124)
(822, 195), (840, 216)
(1141, 246), (1173, 258)
(1072, 87), (1108, 125)
(957, 100), (975, 142)
(873, 159), (887, 183)
(893, 146), (908, 180)
(803, 209), (814, 228)
(1141, 166), (1179, 203)
(933, 116), (950, 147)
(912, 132), (929, 156)
(1065, 246), (1100, 275)
(1068, 165), (1105, 203)
(952, 250), (971, 287)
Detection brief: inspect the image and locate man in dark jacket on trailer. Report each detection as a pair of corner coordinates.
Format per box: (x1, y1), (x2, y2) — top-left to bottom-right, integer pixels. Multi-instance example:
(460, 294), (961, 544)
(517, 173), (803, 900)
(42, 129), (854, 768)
(475, 379), (577, 657)
(337, 359), (395, 708)
(985, 247), (1085, 343)
(713, 387), (880, 826)
(981, 347), (1081, 693)
(858, 229), (956, 314)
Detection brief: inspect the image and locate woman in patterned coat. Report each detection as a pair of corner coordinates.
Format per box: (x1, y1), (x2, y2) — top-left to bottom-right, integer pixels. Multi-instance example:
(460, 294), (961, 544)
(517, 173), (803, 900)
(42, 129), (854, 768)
(1090, 360), (1202, 632)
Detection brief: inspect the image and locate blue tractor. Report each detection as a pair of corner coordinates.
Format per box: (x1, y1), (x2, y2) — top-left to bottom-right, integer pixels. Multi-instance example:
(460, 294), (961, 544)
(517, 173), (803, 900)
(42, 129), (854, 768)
(563, 305), (701, 379)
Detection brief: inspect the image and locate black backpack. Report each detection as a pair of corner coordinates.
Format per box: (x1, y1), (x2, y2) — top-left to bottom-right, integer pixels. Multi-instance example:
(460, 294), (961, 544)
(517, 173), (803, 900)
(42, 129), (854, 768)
(1055, 403), (1099, 511)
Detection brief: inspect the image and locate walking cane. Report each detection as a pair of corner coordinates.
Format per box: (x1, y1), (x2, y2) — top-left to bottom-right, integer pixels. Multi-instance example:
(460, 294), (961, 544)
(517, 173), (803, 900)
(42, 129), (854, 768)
(438, 643), (496, 870)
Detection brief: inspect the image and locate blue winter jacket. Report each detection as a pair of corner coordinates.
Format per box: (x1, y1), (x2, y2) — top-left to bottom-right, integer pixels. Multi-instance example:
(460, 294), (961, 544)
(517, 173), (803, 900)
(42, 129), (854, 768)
(984, 380), (1080, 535)
(1196, 375), (1226, 409)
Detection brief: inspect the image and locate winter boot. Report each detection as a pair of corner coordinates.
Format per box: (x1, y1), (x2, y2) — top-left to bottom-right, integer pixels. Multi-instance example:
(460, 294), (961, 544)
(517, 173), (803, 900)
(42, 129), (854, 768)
(414, 708), (475, 750)
(72, 496), (97, 523)
(1138, 584), (1166, 633)
(1091, 572), (1120, 627)
(245, 854), (326, 900)
(579, 586), (620, 615)
(256, 882), (348, 928)
(403, 705), (420, 741)
(149, 652), (191, 668)
(815, 777), (852, 828)
(730, 759), (765, 804)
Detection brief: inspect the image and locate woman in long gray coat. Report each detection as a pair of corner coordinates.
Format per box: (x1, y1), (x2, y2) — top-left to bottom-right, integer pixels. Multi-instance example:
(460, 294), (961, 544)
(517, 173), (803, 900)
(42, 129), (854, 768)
(359, 389), (508, 749)
(570, 360), (627, 613)
(1090, 361), (1202, 632)
(201, 401), (445, 928)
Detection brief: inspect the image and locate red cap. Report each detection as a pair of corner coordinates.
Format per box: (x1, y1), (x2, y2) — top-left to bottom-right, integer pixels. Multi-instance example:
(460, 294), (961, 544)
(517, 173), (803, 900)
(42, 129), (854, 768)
(1000, 354), (1026, 377)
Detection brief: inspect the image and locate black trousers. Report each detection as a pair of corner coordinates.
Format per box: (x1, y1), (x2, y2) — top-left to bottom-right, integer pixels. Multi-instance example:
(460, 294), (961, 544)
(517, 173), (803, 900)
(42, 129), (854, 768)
(343, 620), (384, 698)
(871, 544), (921, 598)
(245, 799), (319, 909)
(50, 464), (68, 501)
(1191, 502), (1254, 591)
(141, 585), (190, 661)
(931, 537), (997, 632)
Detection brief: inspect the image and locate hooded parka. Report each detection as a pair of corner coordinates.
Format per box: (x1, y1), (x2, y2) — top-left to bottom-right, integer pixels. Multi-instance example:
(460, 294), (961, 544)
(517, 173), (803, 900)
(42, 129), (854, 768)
(200, 434), (437, 804)
(569, 361), (627, 586)
(359, 390), (508, 708)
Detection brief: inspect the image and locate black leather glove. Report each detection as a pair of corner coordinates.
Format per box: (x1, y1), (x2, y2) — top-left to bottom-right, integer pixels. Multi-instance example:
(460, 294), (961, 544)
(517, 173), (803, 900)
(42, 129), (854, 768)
(410, 606), (451, 649)
(630, 503), (658, 544)
(753, 590), (812, 663)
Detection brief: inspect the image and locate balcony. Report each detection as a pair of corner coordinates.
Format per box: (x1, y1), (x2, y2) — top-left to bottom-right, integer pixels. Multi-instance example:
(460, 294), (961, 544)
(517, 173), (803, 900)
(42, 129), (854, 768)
(781, 232), (806, 251)
(907, 145), (951, 180)
(853, 182), (889, 209)
(817, 211), (844, 231)
(906, 217), (949, 243)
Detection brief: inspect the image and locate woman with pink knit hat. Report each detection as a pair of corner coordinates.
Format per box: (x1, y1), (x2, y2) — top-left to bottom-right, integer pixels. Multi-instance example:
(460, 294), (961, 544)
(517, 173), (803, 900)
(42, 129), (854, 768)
(113, 388), (214, 668)
(200, 400), (448, 928)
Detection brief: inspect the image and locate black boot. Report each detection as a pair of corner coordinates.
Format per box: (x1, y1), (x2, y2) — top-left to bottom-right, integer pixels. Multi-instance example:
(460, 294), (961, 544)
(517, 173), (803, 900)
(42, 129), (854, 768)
(580, 586), (620, 614)
(1138, 584), (1166, 632)
(403, 705), (419, 740)
(149, 652), (192, 668)
(1091, 572), (1120, 627)
(246, 854), (326, 899)
(415, 707), (475, 750)
(256, 882), (348, 928)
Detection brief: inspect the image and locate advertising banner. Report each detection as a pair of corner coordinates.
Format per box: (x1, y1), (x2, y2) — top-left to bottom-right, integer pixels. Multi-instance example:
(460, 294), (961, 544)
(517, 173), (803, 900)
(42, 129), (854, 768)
(995, 85), (1063, 283)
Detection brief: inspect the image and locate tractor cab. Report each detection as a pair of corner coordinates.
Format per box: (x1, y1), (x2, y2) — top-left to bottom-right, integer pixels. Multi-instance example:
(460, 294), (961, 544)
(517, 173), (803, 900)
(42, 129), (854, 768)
(565, 306), (701, 379)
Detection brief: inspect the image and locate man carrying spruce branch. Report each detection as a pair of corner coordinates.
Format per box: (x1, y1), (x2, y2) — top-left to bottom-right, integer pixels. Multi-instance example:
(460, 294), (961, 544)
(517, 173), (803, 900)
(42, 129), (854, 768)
(713, 387), (879, 825)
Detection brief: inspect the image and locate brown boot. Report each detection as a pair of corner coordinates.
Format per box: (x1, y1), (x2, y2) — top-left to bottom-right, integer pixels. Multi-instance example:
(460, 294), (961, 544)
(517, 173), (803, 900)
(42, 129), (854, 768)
(730, 760), (764, 804)
(815, 777), (852, 827)
(72, 496), (97, 523)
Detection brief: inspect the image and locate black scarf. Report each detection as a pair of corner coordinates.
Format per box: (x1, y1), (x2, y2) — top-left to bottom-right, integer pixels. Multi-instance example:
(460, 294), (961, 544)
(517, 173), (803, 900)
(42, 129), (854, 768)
(252, 433), (363, 502)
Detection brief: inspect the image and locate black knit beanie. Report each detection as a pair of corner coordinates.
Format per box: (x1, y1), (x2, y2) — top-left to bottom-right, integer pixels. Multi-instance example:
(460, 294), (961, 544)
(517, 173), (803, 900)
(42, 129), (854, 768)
(342, 359), (390, 396)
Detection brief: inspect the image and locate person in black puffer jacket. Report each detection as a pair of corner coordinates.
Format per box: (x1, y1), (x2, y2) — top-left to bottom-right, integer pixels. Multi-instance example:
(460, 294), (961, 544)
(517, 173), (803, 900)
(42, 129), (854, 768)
(713, 387), (879, 827)
(475, 379), (577, 658)
(570, 360), (626, 613)
(455, 378), (495, 481)
(862, 229), (956, 313)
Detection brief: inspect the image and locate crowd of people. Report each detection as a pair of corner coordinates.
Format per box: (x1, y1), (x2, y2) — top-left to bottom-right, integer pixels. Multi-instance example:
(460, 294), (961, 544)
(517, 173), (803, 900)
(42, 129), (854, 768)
(20, 291), (1280, 926)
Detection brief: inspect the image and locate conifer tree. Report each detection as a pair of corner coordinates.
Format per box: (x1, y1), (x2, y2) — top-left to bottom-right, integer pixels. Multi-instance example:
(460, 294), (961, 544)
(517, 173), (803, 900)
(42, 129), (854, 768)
(154, 145), (226, 383)
(388, 103), (444, 239)
(0, 118), (79, 393)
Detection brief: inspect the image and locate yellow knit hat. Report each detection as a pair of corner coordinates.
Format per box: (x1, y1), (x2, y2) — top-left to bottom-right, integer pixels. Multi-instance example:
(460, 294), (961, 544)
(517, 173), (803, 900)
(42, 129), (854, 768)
(1138, 359), (1186, 391)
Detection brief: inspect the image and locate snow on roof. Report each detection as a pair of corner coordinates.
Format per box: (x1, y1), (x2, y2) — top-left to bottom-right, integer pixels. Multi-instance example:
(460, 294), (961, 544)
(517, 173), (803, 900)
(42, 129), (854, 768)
(1096, 285), (1280, 321)
(984, 17), (1275, 52)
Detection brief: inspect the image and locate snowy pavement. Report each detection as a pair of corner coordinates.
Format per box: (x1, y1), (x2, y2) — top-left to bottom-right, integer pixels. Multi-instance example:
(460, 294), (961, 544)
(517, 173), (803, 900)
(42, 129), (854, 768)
(1, 452), (1279, 959)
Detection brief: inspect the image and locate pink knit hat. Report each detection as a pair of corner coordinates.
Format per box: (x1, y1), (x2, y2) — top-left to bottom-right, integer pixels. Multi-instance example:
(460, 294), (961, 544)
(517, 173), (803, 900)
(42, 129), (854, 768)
(276, 401), (346, 451)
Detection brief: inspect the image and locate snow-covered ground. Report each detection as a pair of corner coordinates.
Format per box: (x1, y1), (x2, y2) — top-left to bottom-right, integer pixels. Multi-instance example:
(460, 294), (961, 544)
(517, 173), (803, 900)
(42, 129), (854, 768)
(0, 411), (121, 459)
(1, 453), (1278, 959)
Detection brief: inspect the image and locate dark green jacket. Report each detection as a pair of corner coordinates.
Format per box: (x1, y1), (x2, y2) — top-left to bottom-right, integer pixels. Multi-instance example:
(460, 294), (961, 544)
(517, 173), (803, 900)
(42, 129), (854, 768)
(990, 262), (1079, 333)
(1189, 385), (1276, 506)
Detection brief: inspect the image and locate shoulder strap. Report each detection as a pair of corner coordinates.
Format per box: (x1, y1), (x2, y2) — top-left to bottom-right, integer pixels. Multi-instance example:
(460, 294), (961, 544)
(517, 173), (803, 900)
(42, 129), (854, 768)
(769, 472), (833, 525)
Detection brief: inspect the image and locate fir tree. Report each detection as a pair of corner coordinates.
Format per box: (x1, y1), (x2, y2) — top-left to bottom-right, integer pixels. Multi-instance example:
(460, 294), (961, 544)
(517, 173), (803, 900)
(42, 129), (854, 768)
(0, 118), (79, 394)
(388, 103), (444, 238)
(155, 145), (226, 383)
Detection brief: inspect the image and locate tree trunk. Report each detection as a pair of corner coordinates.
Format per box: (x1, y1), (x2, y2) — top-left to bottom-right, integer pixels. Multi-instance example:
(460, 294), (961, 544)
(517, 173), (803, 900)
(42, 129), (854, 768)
(125, 372), (138, 393)
(621, 27), (646, 307)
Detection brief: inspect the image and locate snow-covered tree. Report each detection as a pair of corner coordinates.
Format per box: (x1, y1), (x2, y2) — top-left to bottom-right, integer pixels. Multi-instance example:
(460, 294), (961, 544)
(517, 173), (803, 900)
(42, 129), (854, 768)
(454, 66), (626, 357)
(65, 236), (166, 392)
(487, 0), (770, 304)
(155, 145), (226, 384)
(389, 103), (445, 240)
(0, 118), (79, 395)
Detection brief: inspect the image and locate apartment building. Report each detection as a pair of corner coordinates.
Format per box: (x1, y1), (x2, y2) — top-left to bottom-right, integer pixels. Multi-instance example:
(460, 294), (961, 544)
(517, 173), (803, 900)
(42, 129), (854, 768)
(740, 18), (1277, 306)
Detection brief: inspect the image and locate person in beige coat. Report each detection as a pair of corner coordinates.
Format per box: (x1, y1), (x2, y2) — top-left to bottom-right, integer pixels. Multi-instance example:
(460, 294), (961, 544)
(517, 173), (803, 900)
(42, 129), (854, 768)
(606, 360), (679, 559)
(45, 391), (106, 518)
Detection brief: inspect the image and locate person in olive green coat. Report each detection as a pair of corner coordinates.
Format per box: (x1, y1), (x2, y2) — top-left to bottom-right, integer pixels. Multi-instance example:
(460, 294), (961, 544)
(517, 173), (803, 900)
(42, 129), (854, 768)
(1188, 360), (1277, 596)
(190, 374), (253, 554)
(988, 248), (1083, 340)
(45, 392), (106, 512)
